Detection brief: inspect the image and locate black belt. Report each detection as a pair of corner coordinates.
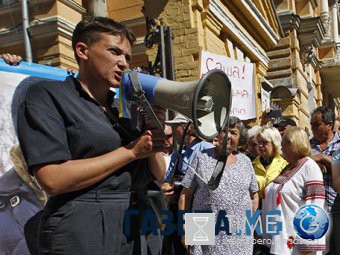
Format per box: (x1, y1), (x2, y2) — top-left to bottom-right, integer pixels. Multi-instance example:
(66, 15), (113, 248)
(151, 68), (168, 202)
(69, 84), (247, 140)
(46, 190), (131, 211)
(74, 190), (130, 202)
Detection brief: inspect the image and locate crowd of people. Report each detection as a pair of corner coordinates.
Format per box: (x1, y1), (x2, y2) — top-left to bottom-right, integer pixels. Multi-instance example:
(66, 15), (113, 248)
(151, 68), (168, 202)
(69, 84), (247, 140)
(168, 109), (339, 255)
(0, 15), (340, 255)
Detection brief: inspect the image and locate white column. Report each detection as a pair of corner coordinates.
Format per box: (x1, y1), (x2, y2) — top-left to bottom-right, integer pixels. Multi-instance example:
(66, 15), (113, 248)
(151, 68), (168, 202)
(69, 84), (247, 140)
(320, 0), (331, 37)
(330, 1), (338, 42)
(89, 0), (106, 16)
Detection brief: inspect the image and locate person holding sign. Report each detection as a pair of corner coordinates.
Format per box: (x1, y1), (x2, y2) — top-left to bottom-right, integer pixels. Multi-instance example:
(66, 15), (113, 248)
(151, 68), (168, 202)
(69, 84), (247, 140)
(1, 53), (22, 66)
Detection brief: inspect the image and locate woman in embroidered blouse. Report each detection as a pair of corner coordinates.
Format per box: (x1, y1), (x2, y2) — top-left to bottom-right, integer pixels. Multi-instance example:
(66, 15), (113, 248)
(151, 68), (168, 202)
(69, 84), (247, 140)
(253, 127), (288, 201)
(261, 127), (326, 255)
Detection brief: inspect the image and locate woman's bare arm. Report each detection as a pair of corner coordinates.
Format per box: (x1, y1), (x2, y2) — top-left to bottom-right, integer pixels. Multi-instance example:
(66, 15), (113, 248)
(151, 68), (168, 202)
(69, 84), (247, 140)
(179, 187), (194, 211)
(251, 192), (259, 212)
(34, 130), (164, 195)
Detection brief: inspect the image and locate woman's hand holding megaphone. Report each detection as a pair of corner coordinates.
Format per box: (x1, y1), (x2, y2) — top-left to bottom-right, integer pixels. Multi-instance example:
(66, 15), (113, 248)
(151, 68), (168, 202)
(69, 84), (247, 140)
(137, 105), (171, 153)
(143, 106), (166, 128)
(125, 130), (166, 160)
(124, 121), (167, 180)
(125, 105), (168, 159)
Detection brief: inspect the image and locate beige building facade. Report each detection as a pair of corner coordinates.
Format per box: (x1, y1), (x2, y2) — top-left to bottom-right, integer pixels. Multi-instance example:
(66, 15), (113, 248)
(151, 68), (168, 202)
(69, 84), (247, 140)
(0, 0), (339, 128)
(111, 0), (282, 125)
(0, 0), (85, 69)
(111, 0), (340, 129)
(269, 0), (340, 130)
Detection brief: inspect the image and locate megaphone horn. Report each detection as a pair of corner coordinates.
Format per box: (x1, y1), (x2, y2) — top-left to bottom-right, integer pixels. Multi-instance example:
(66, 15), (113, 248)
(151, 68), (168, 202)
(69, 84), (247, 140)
(120, 69), (232, 140)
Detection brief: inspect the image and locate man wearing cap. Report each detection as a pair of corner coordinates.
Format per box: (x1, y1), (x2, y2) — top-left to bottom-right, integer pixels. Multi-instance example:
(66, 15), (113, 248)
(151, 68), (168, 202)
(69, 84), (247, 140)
(161, 114), (213, 255)
(164, 114), (195, 182)
(162, 114), (214, 190)
(273, 118), (297, 136)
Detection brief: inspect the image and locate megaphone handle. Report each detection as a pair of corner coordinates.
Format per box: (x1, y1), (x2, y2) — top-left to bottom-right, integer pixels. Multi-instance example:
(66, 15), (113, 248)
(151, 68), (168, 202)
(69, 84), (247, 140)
(129, 71), (166, 139)
(207, 125), (229, 190)
(138, 96), (165, 133)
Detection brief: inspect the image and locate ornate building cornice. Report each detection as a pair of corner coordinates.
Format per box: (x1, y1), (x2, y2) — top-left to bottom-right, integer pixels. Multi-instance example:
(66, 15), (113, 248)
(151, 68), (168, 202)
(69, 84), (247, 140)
(0, 16), (76, 47)
(29, 16), (76, 39)
(0, 0), (85, 15)
(322, 43), (340, 67)
(298, 17), (326, 48)
(57, 0), (86, 14)
(300, 44), (323, 70)
(240, 0), (280, 44)
(278, 13), (325, 70)
(278, 13), (327, 48)
(209, 0), (269, 65)
(0, 0), (20, 15)
(298, 17), (325, 70)
(278, 13), (301, 32)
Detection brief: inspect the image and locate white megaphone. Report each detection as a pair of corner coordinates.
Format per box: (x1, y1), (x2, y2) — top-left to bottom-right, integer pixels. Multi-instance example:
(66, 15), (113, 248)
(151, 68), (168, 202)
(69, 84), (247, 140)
(120, 69), (232, 140)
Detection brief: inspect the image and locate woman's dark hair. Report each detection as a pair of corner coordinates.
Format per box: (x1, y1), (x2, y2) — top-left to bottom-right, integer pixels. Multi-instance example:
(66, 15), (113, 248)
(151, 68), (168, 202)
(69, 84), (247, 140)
(229, 116), (247, 150)
(72, 16), (136, 63)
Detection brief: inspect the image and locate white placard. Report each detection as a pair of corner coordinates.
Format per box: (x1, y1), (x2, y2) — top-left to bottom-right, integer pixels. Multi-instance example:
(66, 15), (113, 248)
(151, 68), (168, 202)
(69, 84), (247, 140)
(0, 72), (28, 176)
(0, 72), (48, 176)
(200, 50), (256, 120)
(261, 87), (271, 112)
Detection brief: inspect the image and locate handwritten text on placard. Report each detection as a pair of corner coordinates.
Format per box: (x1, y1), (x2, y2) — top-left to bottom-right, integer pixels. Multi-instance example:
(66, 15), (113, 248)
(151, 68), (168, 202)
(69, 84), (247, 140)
(200, 50), (256, 120)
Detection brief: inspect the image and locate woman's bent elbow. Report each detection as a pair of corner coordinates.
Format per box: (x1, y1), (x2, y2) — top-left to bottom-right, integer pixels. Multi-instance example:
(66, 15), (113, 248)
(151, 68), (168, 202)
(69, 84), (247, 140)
(33, 166), (66, 196)
(36, 179), (65, 196)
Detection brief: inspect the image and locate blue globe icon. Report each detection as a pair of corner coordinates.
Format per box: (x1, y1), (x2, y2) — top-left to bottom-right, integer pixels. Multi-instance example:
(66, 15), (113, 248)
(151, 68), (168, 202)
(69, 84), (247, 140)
(293, 205), (329, 240)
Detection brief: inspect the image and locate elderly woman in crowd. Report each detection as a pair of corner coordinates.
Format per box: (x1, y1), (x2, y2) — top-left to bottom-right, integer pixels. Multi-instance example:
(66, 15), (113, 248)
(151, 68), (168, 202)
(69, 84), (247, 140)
(245, 125), (261, 161)
(261, 127), (326, 254)
(179, 117), (259, 255)
(253, 127), (287, 200)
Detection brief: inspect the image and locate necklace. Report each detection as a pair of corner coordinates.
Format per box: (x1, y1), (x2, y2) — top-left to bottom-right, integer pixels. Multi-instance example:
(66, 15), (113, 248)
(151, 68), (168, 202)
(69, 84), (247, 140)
(281, 157), (306, 177)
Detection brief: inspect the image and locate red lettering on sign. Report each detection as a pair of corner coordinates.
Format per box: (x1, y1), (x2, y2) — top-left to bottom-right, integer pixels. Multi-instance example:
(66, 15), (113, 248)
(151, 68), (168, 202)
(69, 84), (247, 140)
(232, 89), (250, 99)
(204, 58), (246, 80)
(230, 107), (246, 116)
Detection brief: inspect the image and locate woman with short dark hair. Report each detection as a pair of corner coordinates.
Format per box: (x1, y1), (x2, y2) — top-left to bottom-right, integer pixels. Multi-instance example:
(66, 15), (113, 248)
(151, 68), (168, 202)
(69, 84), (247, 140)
(179, 117), (259, 254)
(17, 17), (167, 254)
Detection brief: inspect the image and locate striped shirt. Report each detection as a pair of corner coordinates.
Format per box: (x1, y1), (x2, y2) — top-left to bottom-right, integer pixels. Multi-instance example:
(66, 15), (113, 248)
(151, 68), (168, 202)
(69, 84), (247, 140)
(311, 132), (340, 212)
